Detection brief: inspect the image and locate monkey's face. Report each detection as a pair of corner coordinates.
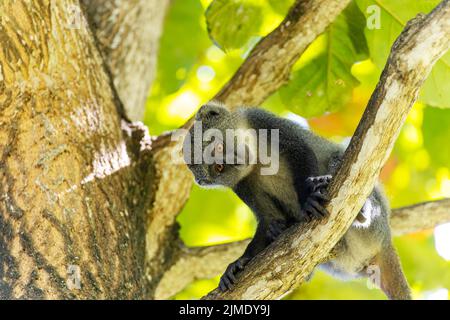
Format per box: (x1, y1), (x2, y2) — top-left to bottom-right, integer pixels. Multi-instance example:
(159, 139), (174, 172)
(183, 103), (256, 188)
(185, 142), (255, 188)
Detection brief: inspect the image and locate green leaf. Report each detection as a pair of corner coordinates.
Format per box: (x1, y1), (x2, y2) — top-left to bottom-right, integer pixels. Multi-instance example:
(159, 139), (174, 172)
(279, 2), (369, 117)
(422, 107), (450, 167)
(155, 0), (210, 95)
(267, 0), (295, 15)
(178, 185), (255, 246)
(356, 0), (450, 108)
(394, 236), (450, 291)
(421, 55), (450, 108)
(205, 0), (263, 51)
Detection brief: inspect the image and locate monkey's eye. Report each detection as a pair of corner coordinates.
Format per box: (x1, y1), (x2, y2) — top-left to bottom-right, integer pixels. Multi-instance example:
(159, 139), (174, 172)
(208, 110), (220, 117)
(214, 164), (224, 173)
(215, 143), (224, 154)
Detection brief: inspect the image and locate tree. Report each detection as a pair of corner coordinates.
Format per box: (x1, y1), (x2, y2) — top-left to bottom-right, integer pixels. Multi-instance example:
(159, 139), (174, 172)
(0, 0), (449, 300)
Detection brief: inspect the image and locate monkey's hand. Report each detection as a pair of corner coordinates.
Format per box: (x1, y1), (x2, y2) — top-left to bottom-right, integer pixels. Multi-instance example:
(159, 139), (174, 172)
(303, 175), (332, 221)
(219, 256), (250, 291)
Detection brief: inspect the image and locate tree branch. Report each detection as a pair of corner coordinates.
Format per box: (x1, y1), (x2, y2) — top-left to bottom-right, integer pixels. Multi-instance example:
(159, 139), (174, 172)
(82, 0), (170, 120)
(154, 199), (450, 299)
(203, 0), (450, 300)
(154, 240), (250, 300)
(214, 0), (352, 107)
(79, 0), (175, 298)
(391, 198), (450, 236)
(0, 0), (157, 298)
(145, 0), (354, 293)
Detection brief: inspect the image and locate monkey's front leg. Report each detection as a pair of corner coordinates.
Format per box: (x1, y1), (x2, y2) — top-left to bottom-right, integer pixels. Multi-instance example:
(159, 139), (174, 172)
(302, 175), (332, 221)
(267, 219), (288, 242)
(219, 224), (272, 291)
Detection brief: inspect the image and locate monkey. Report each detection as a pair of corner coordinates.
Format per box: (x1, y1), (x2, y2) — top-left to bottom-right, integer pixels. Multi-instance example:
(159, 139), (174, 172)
(183, 102), (411, 300)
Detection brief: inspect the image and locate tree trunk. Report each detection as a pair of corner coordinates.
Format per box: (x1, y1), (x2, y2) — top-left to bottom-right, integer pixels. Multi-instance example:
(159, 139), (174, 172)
(81, 0), (170, 121)
(1, 0), (449, 300)
(0, 0), (158, 299)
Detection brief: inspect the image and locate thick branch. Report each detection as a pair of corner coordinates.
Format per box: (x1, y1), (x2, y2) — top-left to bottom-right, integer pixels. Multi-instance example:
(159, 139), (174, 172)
(154, 240), (250, 300)
(82, 0), (170, 120)
(146, 0), (353, 292)
(0, 0), (154, 298)
(0, 0), (170, 299)
(391, 198), (450, 236)
(203, 1), (450, 300)
(145, 144), (193, 296)
(154, 199), (450, 299)
(214, 0), (351, 107)
(80, 0), (180, 297)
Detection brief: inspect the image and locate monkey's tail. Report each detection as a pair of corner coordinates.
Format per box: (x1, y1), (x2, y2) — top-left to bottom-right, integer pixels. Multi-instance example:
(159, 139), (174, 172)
(373, 242), (412, 300)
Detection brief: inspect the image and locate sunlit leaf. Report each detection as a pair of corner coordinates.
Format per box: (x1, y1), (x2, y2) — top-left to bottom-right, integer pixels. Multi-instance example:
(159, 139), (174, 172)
(422, 107), (450, 167)
(205, 0), (263, 51)
(144, 0), (450, 300)
(267, 0), (294, 15)
(279, 2), (369, 117)
(290, 271), (386, 300)
(178, 185), (255, 246)
(155, 0), (210, 95)
(356, 0), (450, 108)
(394, 236), (450, 290)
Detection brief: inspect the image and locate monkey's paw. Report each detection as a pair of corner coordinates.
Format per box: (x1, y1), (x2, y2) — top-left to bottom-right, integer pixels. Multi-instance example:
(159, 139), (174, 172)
(267, 219), (288, 242)
(306, 175), (332, 193)
(303, 175), (332, 221)
(219, 256), (250, 291)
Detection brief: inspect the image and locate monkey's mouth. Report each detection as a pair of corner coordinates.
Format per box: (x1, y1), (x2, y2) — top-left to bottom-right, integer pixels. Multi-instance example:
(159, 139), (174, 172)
(195, 177), (211, 186)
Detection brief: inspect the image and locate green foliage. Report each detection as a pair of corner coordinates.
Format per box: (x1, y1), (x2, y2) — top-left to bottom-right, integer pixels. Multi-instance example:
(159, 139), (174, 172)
(279, 2), (369, 117)
(155, 0), (210, 96)
(423, 107), (450, 167)
(178, 185), (255, 247)
(289, 271), (386, 300)
(205, 0), (296, 51)
(267, 0), (294, 15)
(394, 235), (450, 291)
(206, 0), (263, 51)
(356, 0), (450, 108)
(145, 0), (450, 300)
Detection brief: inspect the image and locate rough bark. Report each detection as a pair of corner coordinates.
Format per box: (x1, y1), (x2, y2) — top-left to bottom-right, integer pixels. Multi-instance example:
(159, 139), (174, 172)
(154, 240), (250, 300)
(0, 0), (309, 300)
(155, 199), (450, 299)
(0, 0), (157, 298)
(145, 1), (354, 289)
(145, 144), (193, 295)
(204, 0), (450, 300)
(214, 0), (352, 107)
(79, 0), (176, 297)
(82, 0), (170, 121)
(0, 0), (448, 300)
(390, 198), (450, 236)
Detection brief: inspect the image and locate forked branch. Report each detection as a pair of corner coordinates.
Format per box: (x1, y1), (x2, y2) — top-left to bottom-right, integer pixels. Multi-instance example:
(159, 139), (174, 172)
(203, 0), (450, 300)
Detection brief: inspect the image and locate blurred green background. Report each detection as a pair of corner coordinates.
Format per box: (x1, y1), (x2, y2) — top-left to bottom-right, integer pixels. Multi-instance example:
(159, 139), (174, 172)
(144, 0), (450, 299)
